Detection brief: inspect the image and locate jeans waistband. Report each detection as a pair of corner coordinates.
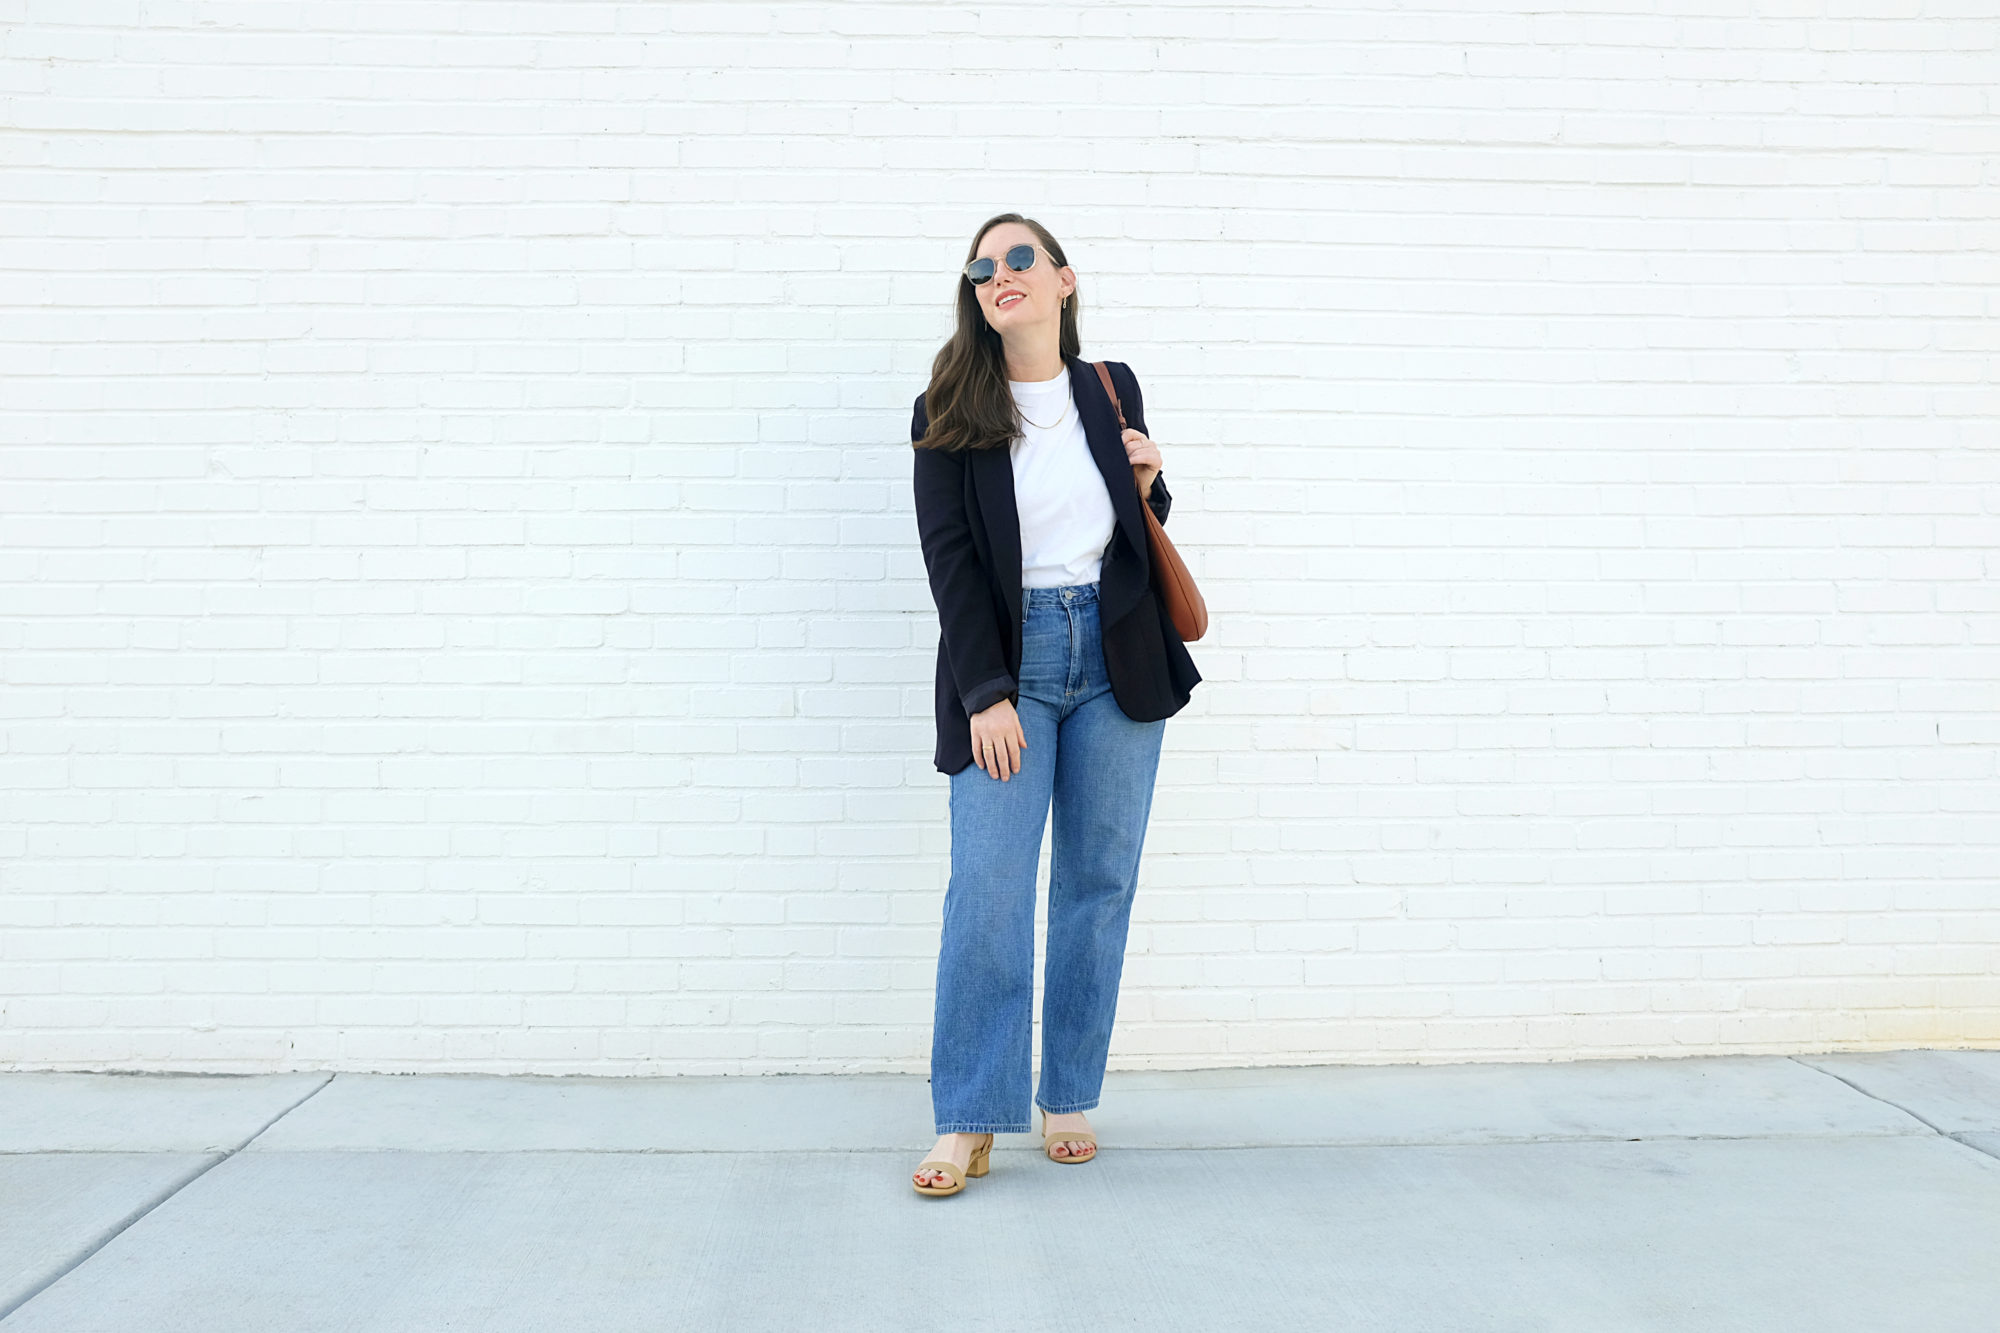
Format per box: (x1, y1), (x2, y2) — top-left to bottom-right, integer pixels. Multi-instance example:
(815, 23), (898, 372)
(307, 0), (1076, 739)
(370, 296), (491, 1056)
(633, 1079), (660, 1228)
(1023, 582), (1099, 608)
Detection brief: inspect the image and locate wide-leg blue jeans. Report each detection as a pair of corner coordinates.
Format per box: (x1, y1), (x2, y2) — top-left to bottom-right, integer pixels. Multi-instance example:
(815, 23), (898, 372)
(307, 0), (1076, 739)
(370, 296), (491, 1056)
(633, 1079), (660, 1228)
(931, 580), (1168, 1134)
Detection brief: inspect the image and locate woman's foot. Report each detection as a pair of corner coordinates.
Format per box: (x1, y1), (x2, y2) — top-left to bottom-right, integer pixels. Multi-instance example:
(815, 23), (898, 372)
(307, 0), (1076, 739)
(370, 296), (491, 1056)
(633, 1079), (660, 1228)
(913, 1132), (985, 1190)
(1042, 1110), (1095, 1160)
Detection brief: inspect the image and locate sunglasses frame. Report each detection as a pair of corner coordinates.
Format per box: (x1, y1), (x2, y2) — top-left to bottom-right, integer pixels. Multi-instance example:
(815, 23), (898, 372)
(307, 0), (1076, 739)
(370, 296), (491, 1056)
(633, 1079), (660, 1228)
(962, 242), (1060, 287)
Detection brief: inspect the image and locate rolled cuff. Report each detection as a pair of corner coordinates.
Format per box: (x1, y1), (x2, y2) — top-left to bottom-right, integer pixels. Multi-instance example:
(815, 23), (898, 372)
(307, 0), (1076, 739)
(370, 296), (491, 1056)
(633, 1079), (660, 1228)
(960, 672), (1016, 718)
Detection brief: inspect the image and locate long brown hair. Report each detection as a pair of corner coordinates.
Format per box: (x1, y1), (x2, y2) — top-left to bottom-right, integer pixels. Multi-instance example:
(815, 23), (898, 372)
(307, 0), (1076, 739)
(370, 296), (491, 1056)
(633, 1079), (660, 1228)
(913, 213), (1081, 452)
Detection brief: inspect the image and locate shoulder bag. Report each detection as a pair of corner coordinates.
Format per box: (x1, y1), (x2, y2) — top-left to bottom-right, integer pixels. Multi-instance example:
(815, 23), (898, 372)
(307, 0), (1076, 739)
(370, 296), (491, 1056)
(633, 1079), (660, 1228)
(1093, 361), (1209, 642)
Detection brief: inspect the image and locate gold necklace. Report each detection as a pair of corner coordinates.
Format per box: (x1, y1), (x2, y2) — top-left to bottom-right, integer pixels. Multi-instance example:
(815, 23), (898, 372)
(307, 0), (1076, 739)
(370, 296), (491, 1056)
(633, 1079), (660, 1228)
(1017, 392), (1071, 431)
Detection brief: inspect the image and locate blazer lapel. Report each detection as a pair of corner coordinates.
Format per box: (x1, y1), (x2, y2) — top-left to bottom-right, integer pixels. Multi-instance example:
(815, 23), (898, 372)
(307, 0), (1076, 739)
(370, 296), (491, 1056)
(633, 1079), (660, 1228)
(968, 446), (1023, 634)
(1065, 352), (1148, 563)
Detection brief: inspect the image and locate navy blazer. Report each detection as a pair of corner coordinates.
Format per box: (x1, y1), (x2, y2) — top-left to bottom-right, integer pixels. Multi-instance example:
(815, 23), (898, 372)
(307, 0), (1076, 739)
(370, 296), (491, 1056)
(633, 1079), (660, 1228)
(911, 353), (1202, 776)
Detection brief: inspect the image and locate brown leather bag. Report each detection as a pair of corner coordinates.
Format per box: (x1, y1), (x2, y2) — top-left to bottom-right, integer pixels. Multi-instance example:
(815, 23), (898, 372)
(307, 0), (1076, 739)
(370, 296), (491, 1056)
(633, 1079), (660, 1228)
(1093, 361), (1209, 642)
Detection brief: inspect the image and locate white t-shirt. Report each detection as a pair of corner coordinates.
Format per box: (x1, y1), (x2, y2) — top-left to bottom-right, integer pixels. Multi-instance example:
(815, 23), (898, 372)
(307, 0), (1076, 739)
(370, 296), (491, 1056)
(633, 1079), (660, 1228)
(1008, 367), (1117, 589)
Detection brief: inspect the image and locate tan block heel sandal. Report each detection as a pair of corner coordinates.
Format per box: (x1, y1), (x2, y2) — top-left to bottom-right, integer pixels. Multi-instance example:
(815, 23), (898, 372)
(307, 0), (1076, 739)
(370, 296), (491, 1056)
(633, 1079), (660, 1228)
(1040, 1109), (1097, 1163)
(912, 1132), (993, 1197)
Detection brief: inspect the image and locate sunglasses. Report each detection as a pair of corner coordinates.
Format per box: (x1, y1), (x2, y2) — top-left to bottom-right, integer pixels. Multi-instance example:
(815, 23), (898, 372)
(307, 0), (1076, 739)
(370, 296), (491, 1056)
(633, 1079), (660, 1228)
(963, 243), (1057, 286)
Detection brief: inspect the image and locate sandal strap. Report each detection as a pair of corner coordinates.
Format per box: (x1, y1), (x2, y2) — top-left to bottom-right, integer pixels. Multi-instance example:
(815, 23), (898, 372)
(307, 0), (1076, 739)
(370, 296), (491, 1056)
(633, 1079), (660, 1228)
(914, 1159), (965, 1186)
(1041, 1112), (1096, 1146)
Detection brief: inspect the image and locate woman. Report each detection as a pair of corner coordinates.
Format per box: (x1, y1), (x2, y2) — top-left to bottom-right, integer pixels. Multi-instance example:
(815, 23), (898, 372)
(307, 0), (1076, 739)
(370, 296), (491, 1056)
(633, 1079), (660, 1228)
(907, 213), (1202, 1196)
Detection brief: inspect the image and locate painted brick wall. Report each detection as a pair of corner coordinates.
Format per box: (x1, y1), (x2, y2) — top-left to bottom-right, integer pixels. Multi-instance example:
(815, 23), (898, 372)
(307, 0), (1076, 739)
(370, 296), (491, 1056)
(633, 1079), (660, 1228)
(2, 3), (1996, 1072)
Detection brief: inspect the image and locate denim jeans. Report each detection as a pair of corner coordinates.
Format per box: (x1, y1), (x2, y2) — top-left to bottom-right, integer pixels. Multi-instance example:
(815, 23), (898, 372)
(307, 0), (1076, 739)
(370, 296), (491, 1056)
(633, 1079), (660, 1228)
(931, 580), (1168, 1134)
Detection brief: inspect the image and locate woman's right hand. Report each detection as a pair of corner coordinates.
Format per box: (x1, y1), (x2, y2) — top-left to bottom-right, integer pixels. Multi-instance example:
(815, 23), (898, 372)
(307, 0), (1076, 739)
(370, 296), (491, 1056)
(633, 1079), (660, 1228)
(968, 698), (1027, 780)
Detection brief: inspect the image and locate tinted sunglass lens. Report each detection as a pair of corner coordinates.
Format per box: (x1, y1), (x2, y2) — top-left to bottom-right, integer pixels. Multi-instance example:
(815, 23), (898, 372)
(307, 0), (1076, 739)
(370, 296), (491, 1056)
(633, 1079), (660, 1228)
(966, 257), (996, 284)
(1006, 244), (1037, 271)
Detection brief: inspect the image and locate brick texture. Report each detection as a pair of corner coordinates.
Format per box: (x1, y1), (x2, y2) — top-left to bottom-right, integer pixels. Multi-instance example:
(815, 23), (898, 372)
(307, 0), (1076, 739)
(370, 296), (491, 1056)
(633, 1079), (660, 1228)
(1, 3), (1996, 1072)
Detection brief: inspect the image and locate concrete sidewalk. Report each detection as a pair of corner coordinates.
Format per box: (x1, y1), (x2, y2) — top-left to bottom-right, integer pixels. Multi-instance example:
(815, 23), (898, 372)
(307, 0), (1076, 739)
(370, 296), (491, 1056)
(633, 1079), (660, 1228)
(3, 1051), (1997, 1331)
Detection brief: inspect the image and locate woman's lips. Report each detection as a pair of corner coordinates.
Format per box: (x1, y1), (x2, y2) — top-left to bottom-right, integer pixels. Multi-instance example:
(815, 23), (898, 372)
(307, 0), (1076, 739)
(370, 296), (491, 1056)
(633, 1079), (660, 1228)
(996, 292), (1025, 307)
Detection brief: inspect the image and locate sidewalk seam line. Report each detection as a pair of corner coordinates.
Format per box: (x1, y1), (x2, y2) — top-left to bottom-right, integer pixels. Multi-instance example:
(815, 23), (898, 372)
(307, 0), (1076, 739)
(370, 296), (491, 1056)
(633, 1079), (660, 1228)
(1788, 1055), (2000, 1169)
(135, 1128), (1948, 1155)
(1946, 1133), (2000, 1165)
(1789, 1055), (1951, 1134)
(0, 1073), (337, 1327)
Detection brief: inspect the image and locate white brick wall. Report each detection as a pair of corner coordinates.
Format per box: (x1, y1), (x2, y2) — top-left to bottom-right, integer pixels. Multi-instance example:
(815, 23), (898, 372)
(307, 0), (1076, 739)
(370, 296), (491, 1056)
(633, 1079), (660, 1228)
(2, 3), (1996, 1073)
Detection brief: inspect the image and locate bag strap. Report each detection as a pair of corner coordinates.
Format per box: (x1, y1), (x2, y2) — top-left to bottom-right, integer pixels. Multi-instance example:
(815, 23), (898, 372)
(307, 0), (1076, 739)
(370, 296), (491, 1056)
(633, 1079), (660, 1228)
(1092, 361), (1128, 435)
(1094, 358), (1207, 641)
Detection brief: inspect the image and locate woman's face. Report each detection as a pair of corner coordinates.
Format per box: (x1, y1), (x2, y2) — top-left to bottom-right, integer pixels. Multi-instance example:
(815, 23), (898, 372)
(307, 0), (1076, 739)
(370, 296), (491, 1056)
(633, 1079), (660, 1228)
(971, 225), (1074, 336)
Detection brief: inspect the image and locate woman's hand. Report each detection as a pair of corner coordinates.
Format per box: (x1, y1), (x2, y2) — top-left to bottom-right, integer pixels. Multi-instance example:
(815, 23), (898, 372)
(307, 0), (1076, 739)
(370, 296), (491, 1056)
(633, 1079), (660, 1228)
(968, 697), (1027, 780)
(1123, 428), (1161, 496)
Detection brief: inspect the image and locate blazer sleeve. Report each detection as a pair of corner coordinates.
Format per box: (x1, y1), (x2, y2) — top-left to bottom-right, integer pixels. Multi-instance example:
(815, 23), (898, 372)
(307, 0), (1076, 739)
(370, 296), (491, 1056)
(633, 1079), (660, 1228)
(1110, 361), (1171, 527)
(911, 393), (1016, 717)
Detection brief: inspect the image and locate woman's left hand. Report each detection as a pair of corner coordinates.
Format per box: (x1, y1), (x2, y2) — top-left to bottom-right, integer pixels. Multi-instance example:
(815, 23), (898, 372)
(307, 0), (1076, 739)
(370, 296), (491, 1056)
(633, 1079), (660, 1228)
(1122, 428), (1162, 496)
